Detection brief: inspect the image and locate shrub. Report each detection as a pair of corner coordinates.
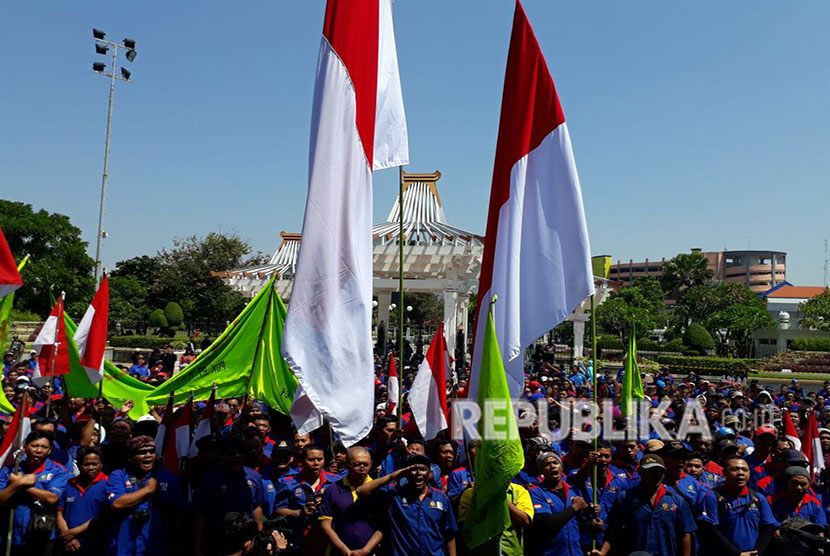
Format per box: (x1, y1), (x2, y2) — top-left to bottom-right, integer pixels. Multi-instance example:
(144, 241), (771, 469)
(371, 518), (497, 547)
(9, 308), (42, 321)
(656, 355), (753, 376)
(164, 302), (184, 327)
(791, 338), (830, 352)
(683, 323), (714, 355)
(148, 309), (168, 329)
(110, 335), (188, 350)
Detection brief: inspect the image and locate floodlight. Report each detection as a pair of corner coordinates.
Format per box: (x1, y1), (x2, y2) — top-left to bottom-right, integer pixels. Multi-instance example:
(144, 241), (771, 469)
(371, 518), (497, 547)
(92, 62), (106, 73)
(120, 67), (131, 80)
(125, 49), (137, 62)
(95, 43), (108, 55)
(123, 38), (136, 49)
(93, 29), (106, 40)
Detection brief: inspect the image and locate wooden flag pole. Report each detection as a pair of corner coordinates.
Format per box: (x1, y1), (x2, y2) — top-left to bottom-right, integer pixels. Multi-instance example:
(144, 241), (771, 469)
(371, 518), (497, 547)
(590, 292), (599, 551)
(5, 392), (29, 556)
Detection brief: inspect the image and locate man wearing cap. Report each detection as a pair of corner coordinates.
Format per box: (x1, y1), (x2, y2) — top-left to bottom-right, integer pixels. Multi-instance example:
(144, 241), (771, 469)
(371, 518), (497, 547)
(356, 454), (457, 556)
(755, 449), (810, 497)
(698, 455), (778, 555)
(527, 451), (589, 556)
(319, 446), (383, 556)
(745, 425), (777, 486)
(512, 437), (551, 488)
(562, 434), (593, 476)
(768, 466), (826, 527)
(193, 436), (265, 556)
(590, 454), (696, 556)
(105, 435), (184, 555)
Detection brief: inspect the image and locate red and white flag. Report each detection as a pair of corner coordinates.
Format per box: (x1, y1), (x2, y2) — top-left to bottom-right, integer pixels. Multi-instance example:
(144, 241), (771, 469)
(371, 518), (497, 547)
(284, 0), (408, 446)
(189, 388), (216, 457)
(387, 354), (399, 416)
(156, 394), (192, 474)
(784, 410), (802, 452)
(0, 227), (23, 298)
(410, 324), (449, 440)
(0, 399), (32, 467)
(74, 276), (109, 384)
(802, 409), (824, 479)
(469, 1), (594, 400)
(33, 295), (71, 383)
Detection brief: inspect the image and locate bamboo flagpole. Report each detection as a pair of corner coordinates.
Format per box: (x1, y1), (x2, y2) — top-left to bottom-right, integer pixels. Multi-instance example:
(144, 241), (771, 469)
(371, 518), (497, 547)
(5, 391), (29, 556)
(397, 166), (405, 429)
(590, 291), (599, 550)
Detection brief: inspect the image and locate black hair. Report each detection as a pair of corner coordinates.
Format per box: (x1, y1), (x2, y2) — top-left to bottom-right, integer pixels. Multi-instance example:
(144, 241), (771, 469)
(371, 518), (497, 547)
(596, 440), (613, 451)
(220, 512), (257, 555)
(722, 454), (747, 468)
(375, 415), (398, 430)
(24, 430), (53, 445)
(76, 446), (103, 463)
(301, 444), (326, 459)
(686, 451), (703, 462)
(331, 441), (347, 455)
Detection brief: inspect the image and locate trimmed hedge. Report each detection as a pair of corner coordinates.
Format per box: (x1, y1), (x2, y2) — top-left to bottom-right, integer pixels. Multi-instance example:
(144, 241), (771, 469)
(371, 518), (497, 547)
(791, 338), (830, 352)
(594, 335), (684, 353)
(110, 335), (187, 350)
(656, 355), (753, 376)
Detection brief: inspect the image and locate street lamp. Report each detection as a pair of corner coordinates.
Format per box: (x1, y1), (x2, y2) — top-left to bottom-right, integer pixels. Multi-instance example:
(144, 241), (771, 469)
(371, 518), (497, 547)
(90, 28), (138, 284)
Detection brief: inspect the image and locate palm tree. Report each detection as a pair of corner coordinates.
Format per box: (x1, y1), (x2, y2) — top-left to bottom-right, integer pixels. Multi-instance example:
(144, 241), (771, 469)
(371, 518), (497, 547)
(660, 253), (714, 300)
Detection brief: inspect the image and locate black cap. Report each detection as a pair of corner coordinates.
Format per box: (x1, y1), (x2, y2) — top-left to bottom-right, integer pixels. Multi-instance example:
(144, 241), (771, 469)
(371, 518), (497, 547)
(195, 433), (221, 451)
(779, 449), (808, 464)
(717, 439), (739, 453)
(404, 454), (431, 468)
(659, 440), (692, 459)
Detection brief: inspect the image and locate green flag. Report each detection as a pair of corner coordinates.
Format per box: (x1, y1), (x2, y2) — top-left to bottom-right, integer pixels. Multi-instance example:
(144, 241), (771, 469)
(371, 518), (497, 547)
(0, 255), (29, 355)
(462, 302), (525, 550)
(62, 311), (154, 419)
(145, 279), (297, 413)
(621, 324), (646, 416)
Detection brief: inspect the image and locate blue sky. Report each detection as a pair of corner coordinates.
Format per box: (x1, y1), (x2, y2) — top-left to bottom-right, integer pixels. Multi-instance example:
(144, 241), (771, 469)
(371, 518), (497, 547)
(1, 1), (828, 285)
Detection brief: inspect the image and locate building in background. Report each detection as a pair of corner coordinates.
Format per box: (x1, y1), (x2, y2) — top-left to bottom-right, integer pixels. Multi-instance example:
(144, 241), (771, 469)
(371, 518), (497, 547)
(608, 248), (786, 294)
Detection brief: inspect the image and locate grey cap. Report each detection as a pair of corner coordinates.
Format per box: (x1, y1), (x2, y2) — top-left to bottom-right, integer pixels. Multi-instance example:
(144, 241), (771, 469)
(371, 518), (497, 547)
(536, 451), (560, 468)
(784, 466), (811, 480)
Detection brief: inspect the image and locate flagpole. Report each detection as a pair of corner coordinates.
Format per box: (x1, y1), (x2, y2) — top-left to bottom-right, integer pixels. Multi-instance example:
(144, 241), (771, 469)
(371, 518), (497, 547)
(397, 166), (405, 429)
(5, 391), (29, 556)
(590, 291), (598, 550)
(46, 293), (63, 416)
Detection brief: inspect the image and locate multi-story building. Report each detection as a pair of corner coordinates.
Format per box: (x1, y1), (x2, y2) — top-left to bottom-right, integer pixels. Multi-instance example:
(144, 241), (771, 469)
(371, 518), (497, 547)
(608, 248), (786, 293)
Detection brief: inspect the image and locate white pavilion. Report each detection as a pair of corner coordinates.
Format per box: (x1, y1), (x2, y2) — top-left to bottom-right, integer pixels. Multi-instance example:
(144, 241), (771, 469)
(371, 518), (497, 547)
(216, 171), (484, 354)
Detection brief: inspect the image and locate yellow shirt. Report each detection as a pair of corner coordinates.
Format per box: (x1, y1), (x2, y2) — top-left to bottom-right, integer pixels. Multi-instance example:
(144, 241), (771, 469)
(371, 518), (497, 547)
(458, 483), (533, 556)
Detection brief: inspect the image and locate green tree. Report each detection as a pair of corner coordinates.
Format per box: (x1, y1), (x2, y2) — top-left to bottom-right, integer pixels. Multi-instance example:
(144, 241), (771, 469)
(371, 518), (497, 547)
(674, 282), (775, 356)
(683, 323), (714, 355)
(799, 289), (830, 331)
(164, 302), (184, 327)
(148, 309), (168, 329)
(660, 252), (714, 300)
(0, 201), (95, 317)
(595, 275), (666, 340)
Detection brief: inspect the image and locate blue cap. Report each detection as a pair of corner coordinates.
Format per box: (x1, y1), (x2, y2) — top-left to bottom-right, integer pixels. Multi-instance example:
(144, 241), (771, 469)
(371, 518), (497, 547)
(656, 380), (666, 388)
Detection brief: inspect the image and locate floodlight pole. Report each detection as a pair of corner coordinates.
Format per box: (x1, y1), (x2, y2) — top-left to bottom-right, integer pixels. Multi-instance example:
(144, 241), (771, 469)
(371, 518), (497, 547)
(92, 37), (133, 284)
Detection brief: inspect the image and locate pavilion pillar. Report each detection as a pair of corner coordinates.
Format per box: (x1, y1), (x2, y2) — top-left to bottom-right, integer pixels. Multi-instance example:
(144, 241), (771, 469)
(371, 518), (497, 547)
(443, 290), (458, 365)
(377, 291), (391, 355)
(571, 309), (590, 359)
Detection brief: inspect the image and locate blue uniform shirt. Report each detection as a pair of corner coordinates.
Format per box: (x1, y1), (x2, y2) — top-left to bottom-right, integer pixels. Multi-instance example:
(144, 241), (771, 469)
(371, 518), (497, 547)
(569, 468), (616, 549)
(273, 470), (339, 511)
(377, 484), (457, 556)
(194, 466), (265, 551)
(769, 491), (827, 527)
(105, 467), (184, 556)
(446, 467), (472, 500)
(512, 468), (543, 488)
(606, 484), (697, 556)
(528, 482), (583, 556)
(699, 486), (779, 552)
(0, 459), (68, 547)
(59, 472), (108, 555)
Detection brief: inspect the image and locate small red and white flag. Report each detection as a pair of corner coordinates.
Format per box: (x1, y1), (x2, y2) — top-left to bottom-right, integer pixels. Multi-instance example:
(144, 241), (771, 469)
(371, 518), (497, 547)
(74, 276), (109, 384)
(33, 295), (71, 384)
(784, 410), (802, 452)
(410, 324), (449, 440)
(189, 388), (216, 457)
(285, 0), (408, 446)
(387, 354), (399, 416)
(0, 227), (23, 298)
(156, 394), (192, 474)
(0, 399), (32, 467)
(469, 1), (594, 401)
(802, 409), (824, 479)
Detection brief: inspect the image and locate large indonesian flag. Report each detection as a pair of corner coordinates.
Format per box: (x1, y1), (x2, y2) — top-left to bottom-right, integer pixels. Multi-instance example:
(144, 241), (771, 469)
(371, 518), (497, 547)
(0, 227), (23, 298)
(469, 1), (594, 400)
(74, 276), (109, 384)
(284, 0), (408, 446)
(410, 324), (449, 440)
(155, 394), (192, 474)
(33, 295), (71, 380)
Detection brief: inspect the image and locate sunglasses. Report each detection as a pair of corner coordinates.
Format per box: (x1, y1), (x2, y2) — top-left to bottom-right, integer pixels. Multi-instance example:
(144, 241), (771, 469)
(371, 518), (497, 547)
(134, 449), (156, 456)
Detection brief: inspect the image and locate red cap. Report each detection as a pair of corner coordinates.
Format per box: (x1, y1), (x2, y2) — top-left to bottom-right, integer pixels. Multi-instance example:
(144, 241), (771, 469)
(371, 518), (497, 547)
(756, 425), (777, 436)
(529, 381), (541, 389)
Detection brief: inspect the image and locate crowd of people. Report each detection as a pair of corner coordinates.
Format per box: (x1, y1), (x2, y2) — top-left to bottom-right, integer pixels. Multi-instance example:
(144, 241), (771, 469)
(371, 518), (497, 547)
(2, 345), (830, 555)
